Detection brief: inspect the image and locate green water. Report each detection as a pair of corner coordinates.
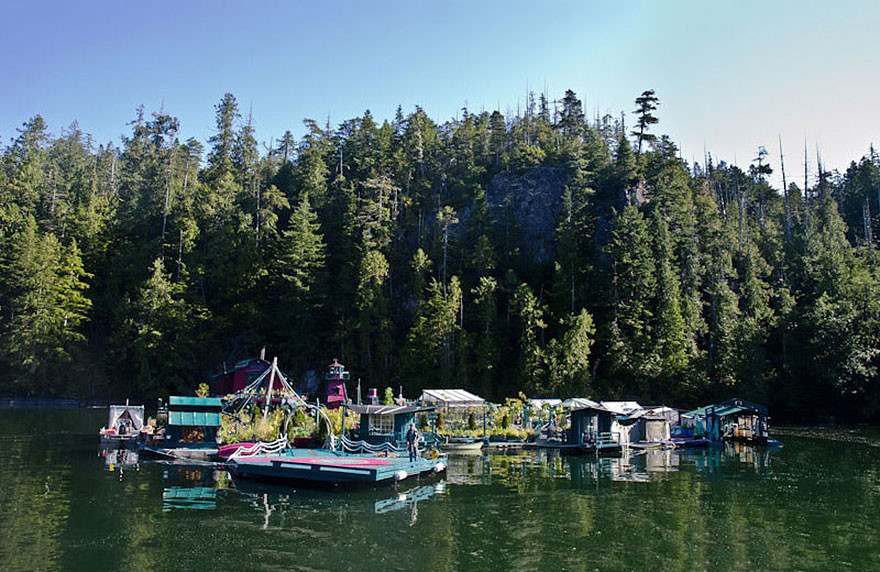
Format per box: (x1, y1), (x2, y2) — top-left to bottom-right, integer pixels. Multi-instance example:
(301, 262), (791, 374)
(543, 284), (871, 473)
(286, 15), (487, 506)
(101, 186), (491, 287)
(1, 409), (878, 572)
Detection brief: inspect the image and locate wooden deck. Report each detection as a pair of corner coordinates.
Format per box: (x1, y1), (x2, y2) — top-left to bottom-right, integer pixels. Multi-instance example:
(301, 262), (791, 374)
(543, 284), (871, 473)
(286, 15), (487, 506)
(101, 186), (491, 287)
(229, 449), (447, 486)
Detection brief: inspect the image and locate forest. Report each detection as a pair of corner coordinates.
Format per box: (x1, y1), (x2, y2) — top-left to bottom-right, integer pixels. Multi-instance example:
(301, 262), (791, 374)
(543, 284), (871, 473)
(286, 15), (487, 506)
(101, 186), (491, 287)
(1, 89), (878, 421)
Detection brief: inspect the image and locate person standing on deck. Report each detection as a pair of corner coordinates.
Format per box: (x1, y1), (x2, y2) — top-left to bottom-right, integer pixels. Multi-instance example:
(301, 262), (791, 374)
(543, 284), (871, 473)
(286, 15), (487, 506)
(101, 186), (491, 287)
(406, 422), (420, 462)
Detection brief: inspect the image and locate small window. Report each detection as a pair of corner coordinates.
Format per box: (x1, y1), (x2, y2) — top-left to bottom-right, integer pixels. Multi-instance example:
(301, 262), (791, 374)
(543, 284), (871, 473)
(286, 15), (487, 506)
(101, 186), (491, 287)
(180, 426), (206, 443)
(370, 414), (394, 435)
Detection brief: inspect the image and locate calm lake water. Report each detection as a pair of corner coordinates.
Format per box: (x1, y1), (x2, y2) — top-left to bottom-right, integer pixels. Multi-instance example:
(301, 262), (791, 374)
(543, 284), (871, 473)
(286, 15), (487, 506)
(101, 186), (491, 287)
(1, 408), (878, 572)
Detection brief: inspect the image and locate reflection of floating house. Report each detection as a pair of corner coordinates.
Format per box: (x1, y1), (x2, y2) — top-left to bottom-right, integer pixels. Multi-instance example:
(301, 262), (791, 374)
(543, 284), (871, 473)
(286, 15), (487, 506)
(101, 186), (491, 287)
(349, 404), (435, 446)
(102, 447), (139, 470)
(567, 405), (621, 454)
(683, 398), (771, 444)
(163, 486), (217, 511)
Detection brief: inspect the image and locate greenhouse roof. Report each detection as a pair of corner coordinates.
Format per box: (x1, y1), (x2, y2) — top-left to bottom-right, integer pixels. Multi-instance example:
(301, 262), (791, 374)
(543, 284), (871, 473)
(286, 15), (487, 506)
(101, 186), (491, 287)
(419, 389), (485, 407)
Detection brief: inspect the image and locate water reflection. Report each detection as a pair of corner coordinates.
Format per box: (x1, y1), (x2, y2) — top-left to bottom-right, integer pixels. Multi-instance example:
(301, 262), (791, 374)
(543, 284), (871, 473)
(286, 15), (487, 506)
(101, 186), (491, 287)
(443, 443), (775, 489)
(373, 483), (444, 517)
(3, 408), (880, 572)
(100, 446), (140, 472)
(231, 477), (447, 528)
(159, 464), (231, 512)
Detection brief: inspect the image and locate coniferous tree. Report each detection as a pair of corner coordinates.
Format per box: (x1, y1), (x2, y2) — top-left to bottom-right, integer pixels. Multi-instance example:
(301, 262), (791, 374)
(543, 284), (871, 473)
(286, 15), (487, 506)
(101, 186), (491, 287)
(632, 89), (659, 155)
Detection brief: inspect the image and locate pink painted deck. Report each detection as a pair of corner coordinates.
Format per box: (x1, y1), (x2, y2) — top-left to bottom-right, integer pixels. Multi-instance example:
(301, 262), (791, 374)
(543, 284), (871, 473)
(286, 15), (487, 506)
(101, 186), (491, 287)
(245, 456), (395, 467)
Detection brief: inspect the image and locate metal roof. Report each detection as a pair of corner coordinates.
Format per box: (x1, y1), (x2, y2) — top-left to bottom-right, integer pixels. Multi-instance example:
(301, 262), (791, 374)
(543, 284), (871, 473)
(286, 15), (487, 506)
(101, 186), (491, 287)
(683, 398), (767, 418)
(600, 401), (643, 415)
(561, 397), (601, 409)
(419, 389), (485, 406)
(530, 398), (563, 408)
(348, 404), (434, 415)
(570, 403), (613, 413)
(168, 411), (221, 427)
(169, 396), (223, 407)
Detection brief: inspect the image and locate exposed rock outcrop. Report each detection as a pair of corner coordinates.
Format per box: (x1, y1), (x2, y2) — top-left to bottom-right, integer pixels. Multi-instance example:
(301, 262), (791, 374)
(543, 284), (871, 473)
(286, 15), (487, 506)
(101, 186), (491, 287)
(487, 167), (565, 264)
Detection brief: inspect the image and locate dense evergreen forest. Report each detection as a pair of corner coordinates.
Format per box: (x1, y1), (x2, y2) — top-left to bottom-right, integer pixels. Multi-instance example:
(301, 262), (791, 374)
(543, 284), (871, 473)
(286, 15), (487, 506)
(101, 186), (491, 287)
(1, 89), (879, 421)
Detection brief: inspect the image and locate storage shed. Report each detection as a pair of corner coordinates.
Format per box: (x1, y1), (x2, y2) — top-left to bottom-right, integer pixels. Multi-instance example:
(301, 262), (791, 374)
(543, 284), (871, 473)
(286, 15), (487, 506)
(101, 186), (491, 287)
(567, 405), (614, 446)
(165, 396), (223, 446)
(348, 404), (435, 446)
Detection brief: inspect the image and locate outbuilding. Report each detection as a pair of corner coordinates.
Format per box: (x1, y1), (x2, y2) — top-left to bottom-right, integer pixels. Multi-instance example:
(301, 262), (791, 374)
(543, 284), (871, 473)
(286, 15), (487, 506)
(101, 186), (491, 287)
(348, 404), (435, 446)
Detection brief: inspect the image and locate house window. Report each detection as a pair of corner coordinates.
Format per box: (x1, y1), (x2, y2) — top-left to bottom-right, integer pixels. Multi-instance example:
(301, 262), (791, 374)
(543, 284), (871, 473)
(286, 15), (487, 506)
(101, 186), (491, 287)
(370, 415), (394, 435)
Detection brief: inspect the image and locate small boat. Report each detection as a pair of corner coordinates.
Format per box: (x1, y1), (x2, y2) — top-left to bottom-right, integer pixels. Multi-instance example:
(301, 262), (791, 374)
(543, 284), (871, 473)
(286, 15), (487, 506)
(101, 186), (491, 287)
(439, 440), (483, 452)
(438, 437), (484, 452)
(100, 403), (145, 445)
(671, 437), (714, 448)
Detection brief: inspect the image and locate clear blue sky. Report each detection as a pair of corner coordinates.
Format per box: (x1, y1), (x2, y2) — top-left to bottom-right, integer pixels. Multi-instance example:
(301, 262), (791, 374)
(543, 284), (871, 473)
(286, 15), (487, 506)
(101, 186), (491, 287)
(2, 0), (878, 187)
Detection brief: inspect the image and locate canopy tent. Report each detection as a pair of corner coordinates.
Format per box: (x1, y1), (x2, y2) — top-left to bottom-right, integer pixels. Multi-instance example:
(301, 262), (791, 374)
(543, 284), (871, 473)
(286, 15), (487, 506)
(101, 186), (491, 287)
(106, 404), (144, 433)
(419, 389), (485, 408)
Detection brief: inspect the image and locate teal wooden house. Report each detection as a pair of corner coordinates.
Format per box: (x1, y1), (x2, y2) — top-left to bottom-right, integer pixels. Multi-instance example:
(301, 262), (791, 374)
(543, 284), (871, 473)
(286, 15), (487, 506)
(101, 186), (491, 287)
(348, 404), (434, 446)
(567, 405), (613, 445)
(567, 405), (621, 453)
(164, 396), (223, 447)
(683, 397), (770, 444)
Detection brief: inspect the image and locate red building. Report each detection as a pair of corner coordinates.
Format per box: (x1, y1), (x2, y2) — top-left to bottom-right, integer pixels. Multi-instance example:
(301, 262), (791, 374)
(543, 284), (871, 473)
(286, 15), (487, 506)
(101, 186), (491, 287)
(212, 358), (270, 395)
(325, 360), (350, 409)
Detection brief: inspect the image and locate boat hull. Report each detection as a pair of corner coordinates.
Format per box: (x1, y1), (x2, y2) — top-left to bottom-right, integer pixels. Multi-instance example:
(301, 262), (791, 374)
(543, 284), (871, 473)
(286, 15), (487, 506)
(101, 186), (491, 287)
(439, 442), (484, 452)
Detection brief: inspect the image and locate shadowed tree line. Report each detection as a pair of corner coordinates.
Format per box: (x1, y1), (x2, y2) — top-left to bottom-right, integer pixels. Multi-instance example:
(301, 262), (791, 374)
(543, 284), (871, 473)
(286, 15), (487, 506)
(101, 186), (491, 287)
(1, 90), (879, 421)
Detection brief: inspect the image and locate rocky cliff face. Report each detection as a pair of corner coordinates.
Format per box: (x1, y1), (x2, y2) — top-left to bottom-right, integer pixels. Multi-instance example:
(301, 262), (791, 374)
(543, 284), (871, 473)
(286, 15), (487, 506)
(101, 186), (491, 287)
(487, 167), (565, 264)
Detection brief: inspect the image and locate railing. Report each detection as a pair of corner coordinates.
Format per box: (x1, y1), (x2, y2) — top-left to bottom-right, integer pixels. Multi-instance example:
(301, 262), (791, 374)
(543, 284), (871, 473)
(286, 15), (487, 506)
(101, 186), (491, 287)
(596, 432), (620, 447)
(228, 437), (289, 460)
(337, 435), (407, 455)
(580, 431), (621, 449)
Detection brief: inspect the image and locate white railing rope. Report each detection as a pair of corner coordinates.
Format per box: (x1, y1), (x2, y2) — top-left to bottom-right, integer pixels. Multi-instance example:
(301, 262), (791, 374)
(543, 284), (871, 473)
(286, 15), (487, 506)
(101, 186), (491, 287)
(228, 436), (289, 460)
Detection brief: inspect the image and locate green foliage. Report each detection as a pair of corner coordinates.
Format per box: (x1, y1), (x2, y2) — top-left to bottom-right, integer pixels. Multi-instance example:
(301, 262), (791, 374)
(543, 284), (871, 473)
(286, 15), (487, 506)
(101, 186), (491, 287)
(2, 91), (880, 422)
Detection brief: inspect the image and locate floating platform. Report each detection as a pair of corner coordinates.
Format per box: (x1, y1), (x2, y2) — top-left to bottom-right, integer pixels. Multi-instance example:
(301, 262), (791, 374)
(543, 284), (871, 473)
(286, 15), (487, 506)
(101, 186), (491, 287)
(671, 437), (715, 448)
(485, 441), (527, 450)
(229, 449), (447, 487)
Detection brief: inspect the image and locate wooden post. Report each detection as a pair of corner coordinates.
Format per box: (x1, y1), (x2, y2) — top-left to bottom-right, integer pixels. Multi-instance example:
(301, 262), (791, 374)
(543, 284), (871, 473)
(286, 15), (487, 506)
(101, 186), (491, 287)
(264, 357), (276, 419)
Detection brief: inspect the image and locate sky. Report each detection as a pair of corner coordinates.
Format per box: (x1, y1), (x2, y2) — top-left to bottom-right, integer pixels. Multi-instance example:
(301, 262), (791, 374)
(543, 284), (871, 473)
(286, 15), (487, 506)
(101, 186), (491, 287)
(1, 0), (878, 189)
